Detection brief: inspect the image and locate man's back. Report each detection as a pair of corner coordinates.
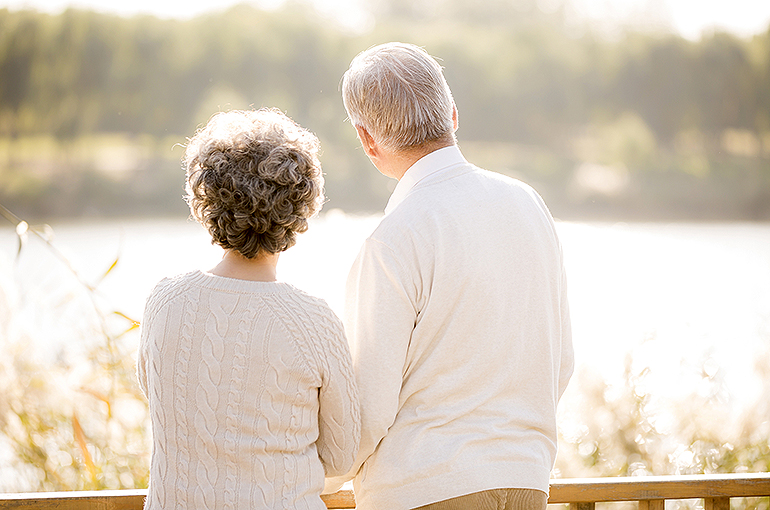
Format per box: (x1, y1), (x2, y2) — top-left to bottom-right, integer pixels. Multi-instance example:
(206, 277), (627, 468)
(344, 160), (573, 509)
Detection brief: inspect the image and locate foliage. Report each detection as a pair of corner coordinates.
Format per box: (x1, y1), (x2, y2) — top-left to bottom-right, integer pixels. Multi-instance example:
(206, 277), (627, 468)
(555, 341), (770, 509)
(0, 3), (768, 220)
(0, 204), (148, 491)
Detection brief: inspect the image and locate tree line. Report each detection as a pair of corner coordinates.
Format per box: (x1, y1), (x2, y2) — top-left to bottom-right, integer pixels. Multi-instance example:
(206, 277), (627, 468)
(0, 1), (769, 219)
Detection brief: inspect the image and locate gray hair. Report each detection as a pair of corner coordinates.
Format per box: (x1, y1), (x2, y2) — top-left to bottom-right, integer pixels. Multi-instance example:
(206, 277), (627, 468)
(342, 42), (456, 152)
(184, 108), (324, 258)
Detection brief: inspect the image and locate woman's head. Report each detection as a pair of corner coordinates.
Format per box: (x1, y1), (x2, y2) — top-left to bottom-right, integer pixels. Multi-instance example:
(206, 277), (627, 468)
(184, 108), (324, 258)
(342, 42), (456, 153)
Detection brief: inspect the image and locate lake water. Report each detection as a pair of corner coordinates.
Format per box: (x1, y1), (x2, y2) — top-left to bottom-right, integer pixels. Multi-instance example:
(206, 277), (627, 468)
(1, 213), (769, 455)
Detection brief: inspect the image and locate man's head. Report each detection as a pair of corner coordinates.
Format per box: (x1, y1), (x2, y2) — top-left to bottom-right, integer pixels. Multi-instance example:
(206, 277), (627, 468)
(342, 42), (456, 154)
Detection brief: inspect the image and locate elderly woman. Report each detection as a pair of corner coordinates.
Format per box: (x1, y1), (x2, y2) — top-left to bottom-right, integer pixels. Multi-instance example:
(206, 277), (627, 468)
(137, 108), (360, 510)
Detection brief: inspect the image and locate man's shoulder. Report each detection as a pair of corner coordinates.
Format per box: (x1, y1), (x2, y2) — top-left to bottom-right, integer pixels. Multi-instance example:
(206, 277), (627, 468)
(400, 164), (542, 209)
(372, 163), (550, 234)
(471, 165), (537, 190)
(470, 166), (550, 208)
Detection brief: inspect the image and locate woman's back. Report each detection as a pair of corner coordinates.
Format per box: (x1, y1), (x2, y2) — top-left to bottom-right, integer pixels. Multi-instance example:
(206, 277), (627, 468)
(138, 270), (358, 510)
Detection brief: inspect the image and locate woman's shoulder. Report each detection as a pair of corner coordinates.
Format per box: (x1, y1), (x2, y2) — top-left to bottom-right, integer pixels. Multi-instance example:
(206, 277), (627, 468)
(143, 270), (201, 312)
(277, 284), (340, 321)
(270, 286), (350, 375)
(152, 270), (201, 293)
(268, 284), (343, 338)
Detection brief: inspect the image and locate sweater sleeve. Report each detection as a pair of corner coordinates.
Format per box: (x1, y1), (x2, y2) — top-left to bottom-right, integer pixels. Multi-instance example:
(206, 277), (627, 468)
(136, 298), (153, 400)
(325, 236), (417, 488)
(557, 248), (575, 400)
(136, 277), (173, 401)
(316, 312), (361, 479)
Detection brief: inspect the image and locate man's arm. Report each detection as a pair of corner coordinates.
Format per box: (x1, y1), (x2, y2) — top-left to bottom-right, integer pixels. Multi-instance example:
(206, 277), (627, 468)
(558, 249), (575, 400)
(325, 235), (417, 487)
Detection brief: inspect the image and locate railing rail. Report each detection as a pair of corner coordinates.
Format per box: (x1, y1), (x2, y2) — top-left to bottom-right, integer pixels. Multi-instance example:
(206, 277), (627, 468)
(0, 473), (768, 509)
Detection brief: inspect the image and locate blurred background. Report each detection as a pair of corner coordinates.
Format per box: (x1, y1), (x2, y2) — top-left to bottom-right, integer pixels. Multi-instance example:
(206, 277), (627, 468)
(0, 0), (769, 503)
(0, 0), (768, 219)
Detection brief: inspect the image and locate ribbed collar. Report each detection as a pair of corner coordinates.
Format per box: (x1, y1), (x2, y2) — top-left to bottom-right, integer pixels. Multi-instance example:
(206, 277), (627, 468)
(189, 269), (290, 294)
(384, 145), (468, 215)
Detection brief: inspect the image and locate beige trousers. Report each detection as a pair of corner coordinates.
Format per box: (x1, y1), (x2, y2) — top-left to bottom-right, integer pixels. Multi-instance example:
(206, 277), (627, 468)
(413, 488), (548, 510)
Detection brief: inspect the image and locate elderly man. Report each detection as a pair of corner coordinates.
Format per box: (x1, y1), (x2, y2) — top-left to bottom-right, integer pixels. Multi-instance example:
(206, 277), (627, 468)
(327, 42), (574, 510)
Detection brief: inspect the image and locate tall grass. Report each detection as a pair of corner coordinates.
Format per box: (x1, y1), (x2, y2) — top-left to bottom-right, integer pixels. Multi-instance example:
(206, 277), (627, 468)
(0, 203), (148, 491)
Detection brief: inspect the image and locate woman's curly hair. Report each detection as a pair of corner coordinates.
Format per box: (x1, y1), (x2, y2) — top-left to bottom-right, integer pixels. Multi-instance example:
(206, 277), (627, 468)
(184, 108), (324, 259)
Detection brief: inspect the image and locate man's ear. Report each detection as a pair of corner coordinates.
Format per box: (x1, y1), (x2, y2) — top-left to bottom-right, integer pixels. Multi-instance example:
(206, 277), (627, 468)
(355, 125), (378, 158)
(452, 105), (459, 132)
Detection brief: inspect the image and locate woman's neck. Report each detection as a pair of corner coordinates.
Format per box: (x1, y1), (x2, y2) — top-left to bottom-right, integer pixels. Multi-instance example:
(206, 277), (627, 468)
(209, 249), (279, 282)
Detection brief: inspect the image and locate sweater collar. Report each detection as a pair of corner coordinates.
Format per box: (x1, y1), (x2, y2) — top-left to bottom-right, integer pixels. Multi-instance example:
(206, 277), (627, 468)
(384, 145), (467, 215)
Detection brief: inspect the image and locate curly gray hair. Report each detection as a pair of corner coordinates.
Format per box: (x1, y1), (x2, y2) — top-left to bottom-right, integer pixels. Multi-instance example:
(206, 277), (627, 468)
(184, 108), (324, 258)
(342, 42), (456, 152)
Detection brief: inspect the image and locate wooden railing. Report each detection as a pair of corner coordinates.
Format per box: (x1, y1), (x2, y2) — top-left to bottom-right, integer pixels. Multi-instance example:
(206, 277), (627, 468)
(0, 473), (768, 509)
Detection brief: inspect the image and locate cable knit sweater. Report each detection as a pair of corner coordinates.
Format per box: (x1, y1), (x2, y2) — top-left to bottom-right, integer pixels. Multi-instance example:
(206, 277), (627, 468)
(137, 270), (360, 510)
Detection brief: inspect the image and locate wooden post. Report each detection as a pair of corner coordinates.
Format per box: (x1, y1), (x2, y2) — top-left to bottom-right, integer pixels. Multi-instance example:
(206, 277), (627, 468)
(570, 503), (595, 510)
(321, 490), (356, 509)
(639, 500), (665, 510)
(704, 497), (730, 510)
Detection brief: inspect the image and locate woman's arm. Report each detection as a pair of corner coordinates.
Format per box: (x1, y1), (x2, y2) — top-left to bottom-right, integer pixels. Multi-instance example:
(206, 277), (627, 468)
(317, 316), (361, 479)
(136, 312), (151, 400)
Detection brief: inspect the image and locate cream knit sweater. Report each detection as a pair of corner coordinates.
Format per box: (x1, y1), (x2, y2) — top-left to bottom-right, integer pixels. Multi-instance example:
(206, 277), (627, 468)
(137, 270), (360, 510)
(327, 147), (574, 510)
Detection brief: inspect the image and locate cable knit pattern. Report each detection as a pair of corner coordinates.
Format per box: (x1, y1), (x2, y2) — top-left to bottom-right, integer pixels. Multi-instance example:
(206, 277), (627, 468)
(264, 290), (362, 476)
(146, 310), (167, 510)
(193, 294), (231, 509)
(223, 296), (254, 510)
(174, 290), (196, 510)
(137, 275), (198, 510)
(136, 270), (360, 510)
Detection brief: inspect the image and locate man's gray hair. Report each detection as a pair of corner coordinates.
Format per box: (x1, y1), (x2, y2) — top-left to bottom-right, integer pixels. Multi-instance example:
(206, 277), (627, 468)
(342, 42), (456, 152)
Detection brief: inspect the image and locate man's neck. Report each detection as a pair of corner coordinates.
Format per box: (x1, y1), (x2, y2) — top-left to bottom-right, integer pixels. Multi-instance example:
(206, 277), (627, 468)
(389, 140), (456, 181)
